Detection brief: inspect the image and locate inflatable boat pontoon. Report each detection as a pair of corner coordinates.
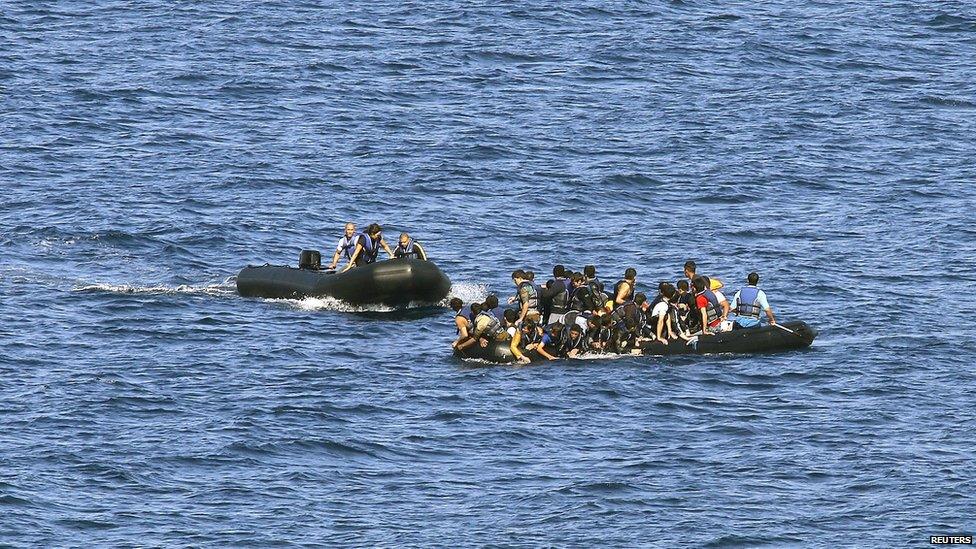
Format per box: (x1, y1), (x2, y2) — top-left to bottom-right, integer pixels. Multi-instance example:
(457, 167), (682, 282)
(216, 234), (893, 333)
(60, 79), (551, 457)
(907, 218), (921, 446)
(237, 253), (451, 306)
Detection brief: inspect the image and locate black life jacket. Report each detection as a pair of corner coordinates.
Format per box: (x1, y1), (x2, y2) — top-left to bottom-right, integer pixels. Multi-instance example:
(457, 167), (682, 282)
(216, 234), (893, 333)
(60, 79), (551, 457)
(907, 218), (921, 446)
(561, 332), (587, 355)
(587, 280), (608, 310)
(356, 233), (381, 265)
(613, 279), (634, 302)
(393, 239), (420, 259)
(517, 281), (539, 310)
(587, 326), (611, 346)
(550, 278), (569, 314)
(521, 327), (543, 347)
(735, 286), (763, 318)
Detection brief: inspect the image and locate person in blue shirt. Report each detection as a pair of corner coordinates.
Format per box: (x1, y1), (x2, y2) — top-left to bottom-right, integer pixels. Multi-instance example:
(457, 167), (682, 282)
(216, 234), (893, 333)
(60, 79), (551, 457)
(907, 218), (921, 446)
(729, 272), (777, 329)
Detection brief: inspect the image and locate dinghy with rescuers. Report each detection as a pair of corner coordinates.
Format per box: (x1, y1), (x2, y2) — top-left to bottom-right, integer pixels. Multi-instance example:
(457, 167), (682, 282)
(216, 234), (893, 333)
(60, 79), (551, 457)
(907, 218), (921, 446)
(237, 223), (451, 306)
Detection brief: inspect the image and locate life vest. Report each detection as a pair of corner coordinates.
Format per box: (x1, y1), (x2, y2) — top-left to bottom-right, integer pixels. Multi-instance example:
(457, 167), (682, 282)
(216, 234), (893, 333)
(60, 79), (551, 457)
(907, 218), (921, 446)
(356, 233), (381, 264)
(588, 326), (611, 345)
(337, 235), (357, 260)
(550, 278), (569, 314)
(517, 281), (539, 310)
(735, 286), (763, 319)
(475, 311), (503, 339)
(611, 301), (641, 327)
(696, 289), (722, 326)
(522, 327), (543, 346)
(393, 239), (420, 259)
(613, 279), (634, 302)
(561, 332), (587, 354)
(454, 305), (472, 334)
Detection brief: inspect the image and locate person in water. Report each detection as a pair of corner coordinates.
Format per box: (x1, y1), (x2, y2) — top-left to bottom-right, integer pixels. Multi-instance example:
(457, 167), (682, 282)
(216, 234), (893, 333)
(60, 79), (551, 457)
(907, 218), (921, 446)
(326, 222), (357, 270)
(342, 223), (395, 272)
(393, 232), (428, 260)
(613, 268), (637, 305)
(730, 272), (777, 329)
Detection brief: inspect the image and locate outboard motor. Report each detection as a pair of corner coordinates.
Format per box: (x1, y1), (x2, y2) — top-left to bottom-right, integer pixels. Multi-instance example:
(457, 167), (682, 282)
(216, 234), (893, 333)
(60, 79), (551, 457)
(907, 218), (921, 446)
(299, 249), (321, 270)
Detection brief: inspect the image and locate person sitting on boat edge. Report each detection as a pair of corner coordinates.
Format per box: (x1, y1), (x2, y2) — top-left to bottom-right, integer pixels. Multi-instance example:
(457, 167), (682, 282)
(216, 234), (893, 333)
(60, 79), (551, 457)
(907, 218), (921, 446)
(692, 275), (724, 335)
(613, 268), (637, 305)
(341, 223), (395, 272)
(393, 232), (427, 260)
(560, 323), (589, 358)
(326, 222), (357, 270)
(514, 320), (556, 362)
(729, 272), (777, 329)
(586, 314), (612, 352)
(450, 298), (474, 350)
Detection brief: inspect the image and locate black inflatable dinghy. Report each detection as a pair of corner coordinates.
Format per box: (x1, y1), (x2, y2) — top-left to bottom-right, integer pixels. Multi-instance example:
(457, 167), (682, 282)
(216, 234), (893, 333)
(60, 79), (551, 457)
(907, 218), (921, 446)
(455, 321), (816, 363)
(237, 251), (451, 305)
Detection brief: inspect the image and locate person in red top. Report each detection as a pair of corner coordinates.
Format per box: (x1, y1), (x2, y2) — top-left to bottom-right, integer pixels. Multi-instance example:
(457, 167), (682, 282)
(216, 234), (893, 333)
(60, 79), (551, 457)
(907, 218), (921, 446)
(692, 276), (723, 334)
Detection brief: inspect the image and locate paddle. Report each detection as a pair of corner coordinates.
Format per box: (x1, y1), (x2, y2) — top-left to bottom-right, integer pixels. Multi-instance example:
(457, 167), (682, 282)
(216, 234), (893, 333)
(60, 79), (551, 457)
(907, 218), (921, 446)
(772, 323), (797, 336)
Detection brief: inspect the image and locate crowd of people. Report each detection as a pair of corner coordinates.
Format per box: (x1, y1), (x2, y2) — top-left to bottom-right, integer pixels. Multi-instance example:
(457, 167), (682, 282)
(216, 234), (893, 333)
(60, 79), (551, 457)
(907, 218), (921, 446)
(450, 261), (777, 363)
(326, 222), (428, 272)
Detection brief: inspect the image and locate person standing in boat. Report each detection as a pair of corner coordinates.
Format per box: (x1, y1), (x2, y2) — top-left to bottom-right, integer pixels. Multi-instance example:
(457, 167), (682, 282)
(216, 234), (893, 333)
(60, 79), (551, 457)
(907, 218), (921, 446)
(729, 272), (777, 329)
(341, 223), (395, 272)
(393, 232), (428, 260)
(326, 222), (358, 270)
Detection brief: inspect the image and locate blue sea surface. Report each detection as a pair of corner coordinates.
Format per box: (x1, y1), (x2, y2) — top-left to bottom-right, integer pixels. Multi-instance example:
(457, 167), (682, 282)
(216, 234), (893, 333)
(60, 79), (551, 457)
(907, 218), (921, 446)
(2, 1), (975, 546)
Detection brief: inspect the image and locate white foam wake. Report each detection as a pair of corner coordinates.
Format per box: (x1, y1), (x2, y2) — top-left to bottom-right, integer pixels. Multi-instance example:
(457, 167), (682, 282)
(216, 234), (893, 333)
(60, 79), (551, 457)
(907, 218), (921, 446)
(73, 278), (237, 297)
(266, 281), (492, 313)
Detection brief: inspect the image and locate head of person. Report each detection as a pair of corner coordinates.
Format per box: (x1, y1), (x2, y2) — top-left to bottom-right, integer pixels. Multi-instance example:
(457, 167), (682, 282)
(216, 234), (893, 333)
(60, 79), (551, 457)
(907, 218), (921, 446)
(366, 223), (382, 238)
(398, 233), (411, 247)
(684, 260), (697, 279)
(692, 275), (706, 293)
(571, 273), (585, 288)
(449, 298), (463, 312)
(661, 283), (676, 301)
(344, 222), (356, 238)
(511, 269), (526, 285)
(548, 322), (564, 336)
(525, 270), (535, 281)
(522, 320), (537, 334)
(470, 302), (482, 315)
(569, 325), (583, 337)
(624, 268), (637, 281)
(677, 279), (689, 293)
(634, 292), (647, 307)
(587, 315), (600, 328)
(553, 265), (566, 278)
(484, 294), (499, 310)
(657, 281), (668, 294)
(748, 272), (760, 286)
(624, 317), (637, 333)
(584, 265), (596, 279)
(503, 309), (518, 325)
